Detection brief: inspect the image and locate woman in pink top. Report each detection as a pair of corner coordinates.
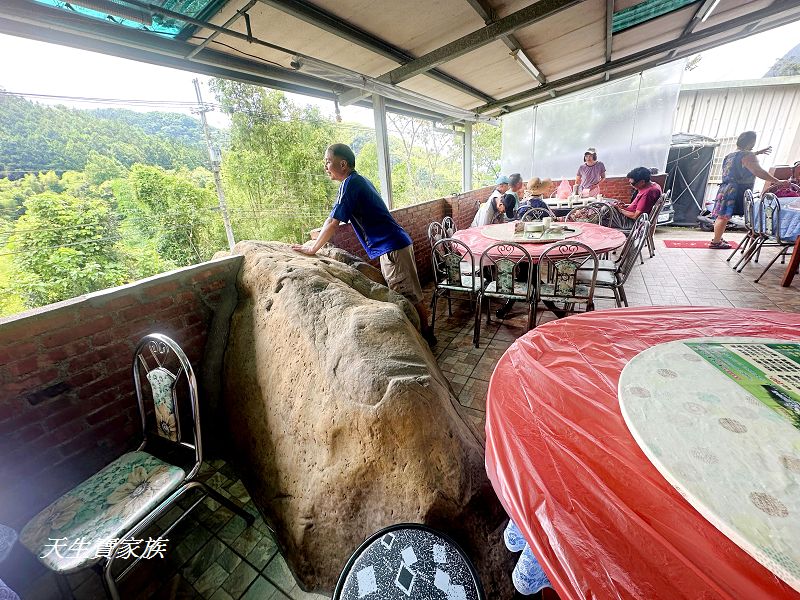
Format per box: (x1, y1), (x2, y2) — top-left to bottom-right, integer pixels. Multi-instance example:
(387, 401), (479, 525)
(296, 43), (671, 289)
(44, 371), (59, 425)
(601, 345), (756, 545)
(609, 167), (661, 229)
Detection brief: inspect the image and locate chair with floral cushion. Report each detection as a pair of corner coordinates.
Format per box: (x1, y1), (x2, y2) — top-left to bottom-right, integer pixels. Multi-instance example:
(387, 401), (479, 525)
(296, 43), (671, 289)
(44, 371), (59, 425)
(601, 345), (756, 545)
(534, 242), (598, 326)
(19, 333), (254, 599)
(473, 242), (533, 348)
(442, 216), (457, 238)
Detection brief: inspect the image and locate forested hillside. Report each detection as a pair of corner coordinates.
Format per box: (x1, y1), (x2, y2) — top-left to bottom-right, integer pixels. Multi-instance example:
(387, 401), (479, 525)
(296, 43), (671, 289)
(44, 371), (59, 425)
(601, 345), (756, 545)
(0, 82), (500, 317)
(0, 92), (213, 178)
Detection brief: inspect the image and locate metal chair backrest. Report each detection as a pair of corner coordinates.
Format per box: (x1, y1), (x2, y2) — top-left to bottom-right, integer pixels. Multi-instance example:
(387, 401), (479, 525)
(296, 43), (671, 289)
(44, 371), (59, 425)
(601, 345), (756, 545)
(134, 333), (202, 478)
(743, 189), (755, 233)
(428, 221), (445, 249)
(616, 214), (649, 284)
(565, 205), (602, 223)
(646, 192), (669, 237)
(587, 201), (612, 226)
(442, 216), (457, 237)
(538, 241), (598, 302)
(758, 193), (784, 243)
(479, 242), (533, 299)
(520, 207), (555, 222)
(432, 238), (476, 291)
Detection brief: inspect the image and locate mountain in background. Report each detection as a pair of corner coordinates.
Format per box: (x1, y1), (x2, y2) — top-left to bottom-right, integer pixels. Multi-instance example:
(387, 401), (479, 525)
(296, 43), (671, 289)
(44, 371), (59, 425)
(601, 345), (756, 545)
(764, 43), (800, 77)
(0, 91), (228, 179)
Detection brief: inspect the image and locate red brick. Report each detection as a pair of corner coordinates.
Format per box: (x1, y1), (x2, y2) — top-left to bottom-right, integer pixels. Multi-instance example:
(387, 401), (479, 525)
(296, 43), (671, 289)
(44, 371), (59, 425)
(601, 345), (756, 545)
(13, 368), (60, 392)
(65, 367), (103, 389)
(0, 310), (75, 342)
(51, 419), (87, 444)
(0, 341), (38, 365)
(73, 315), (115, 338)
(45, 403), (86, 429)
(143, 279), (180, 297)
(120, 297), (173, 321)
(7, 355), (39, 377)
(97, 294), (136, 311)
(86, 401), (128, 426)
(66, 352), (98, 373)
(41, 327), (79, 349)
(15, 422), (46, 444)
(78, 369), (129, 399)
(44, 339), (91, 362)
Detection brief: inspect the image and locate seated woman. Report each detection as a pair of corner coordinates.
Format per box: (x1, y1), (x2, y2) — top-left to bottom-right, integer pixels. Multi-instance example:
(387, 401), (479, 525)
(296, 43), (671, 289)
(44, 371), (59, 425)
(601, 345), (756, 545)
(471, 195), (506, 227)
(609, 167), (661, 229)
(516, 177), (552, 219)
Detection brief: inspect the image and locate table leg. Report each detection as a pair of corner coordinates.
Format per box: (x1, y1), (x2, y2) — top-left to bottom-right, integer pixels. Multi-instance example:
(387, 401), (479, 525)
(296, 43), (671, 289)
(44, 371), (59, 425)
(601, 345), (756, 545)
(780, 237), (800, 287)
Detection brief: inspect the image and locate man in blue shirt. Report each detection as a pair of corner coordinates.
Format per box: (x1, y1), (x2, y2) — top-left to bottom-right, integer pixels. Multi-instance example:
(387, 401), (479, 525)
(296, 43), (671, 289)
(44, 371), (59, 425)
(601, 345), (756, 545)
(293, 144), (434, 344)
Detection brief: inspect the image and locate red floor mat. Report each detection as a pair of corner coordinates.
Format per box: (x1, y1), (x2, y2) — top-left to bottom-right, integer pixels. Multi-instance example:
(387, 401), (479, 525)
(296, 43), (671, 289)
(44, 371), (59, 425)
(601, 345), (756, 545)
(663, 239), (739, 249)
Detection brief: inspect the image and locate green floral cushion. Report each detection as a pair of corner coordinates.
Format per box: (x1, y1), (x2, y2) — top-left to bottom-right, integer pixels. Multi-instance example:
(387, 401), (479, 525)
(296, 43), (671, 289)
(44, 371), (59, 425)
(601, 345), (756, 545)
(148, 367), (179, 442)
(20, 451), (184, 573)
(539, 282), (592, 301)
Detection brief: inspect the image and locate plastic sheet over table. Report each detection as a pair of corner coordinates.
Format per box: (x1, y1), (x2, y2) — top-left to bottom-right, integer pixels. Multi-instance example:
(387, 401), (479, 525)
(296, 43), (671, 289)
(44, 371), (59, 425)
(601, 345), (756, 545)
(484, 306), (800, 600)
(452, 223), (626, 261)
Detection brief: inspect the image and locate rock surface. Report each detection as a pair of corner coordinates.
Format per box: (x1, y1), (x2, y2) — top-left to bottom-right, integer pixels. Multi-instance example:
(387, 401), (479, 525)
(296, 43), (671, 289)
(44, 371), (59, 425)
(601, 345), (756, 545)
(222, 241), (513, 595)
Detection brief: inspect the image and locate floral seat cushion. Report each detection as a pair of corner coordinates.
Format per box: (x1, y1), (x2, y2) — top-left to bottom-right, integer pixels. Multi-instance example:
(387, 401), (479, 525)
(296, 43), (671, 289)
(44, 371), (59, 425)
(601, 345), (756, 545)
(20, 451), (184, 573)
(539, 282), (592, 300)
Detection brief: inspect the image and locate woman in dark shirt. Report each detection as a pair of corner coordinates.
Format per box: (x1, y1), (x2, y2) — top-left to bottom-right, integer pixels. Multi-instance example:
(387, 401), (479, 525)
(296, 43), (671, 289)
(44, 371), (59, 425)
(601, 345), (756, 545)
(710, 131), (786, 249)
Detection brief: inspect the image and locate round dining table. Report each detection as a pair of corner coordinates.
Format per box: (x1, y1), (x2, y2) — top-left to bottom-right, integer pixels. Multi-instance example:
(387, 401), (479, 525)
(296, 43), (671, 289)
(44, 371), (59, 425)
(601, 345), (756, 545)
(485, 306), (800, 600)
(453, 222), (626, 260)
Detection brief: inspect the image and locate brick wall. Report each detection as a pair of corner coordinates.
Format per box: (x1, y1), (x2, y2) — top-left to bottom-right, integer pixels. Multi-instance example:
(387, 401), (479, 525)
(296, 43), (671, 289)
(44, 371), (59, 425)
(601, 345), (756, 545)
(0, 256), (241, 530)
(310, 186), (493, 284)
(518, 174), (667, 202)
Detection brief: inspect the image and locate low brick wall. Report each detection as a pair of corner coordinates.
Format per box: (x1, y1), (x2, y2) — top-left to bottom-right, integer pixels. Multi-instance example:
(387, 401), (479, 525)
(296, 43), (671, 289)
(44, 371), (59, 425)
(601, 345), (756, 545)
(0, 256), (241, 530)
(311, 186), (493, 285)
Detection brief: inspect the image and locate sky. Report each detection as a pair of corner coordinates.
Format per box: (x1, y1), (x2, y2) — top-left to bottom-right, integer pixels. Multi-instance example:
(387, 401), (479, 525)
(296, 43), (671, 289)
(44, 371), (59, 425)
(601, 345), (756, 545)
(0, 19), (799, 129)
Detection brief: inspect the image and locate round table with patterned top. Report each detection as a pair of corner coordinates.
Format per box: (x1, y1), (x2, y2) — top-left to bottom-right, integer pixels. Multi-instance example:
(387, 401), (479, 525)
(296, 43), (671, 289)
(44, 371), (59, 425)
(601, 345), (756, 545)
(485, 307), (800, 600)
(452, 222), (626, 261)
(333, 524), (484, 600)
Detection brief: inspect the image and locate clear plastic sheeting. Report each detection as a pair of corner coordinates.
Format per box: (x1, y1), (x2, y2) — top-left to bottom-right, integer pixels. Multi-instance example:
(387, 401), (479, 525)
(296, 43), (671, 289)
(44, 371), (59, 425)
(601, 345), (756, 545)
(501, 61), (685, 179)
(484, 306), (800, 600)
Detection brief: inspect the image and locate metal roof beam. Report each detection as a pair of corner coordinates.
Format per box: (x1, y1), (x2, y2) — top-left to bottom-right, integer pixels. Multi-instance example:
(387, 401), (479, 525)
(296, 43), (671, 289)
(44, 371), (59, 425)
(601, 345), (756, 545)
(487, 14), (800, 115)
(478, 0), (800, 114)
(666, 0), (719, 59)
(605, 0), (613, 63)
(256, 0), (494, 103)
(463, 0), (546, 84)
(381, 0), (580, 85)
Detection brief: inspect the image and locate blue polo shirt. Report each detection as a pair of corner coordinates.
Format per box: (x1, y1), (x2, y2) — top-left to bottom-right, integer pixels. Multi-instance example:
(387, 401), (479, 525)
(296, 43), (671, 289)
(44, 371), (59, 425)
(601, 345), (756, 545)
(330, 171), (412, 259)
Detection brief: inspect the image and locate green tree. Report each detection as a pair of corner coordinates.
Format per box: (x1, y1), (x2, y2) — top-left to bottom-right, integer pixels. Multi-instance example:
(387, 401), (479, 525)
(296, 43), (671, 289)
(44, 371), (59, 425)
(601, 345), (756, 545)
(122, 164), (224, 265)
(472, 122), (502, 187)
(8, 192), (125, 306)
(210, 80), (337, 242)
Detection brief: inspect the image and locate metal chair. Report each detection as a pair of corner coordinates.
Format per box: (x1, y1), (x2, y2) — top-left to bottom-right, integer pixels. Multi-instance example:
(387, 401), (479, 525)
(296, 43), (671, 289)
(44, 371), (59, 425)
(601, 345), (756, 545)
(729, 190), (757, 268)
(752, 195), (796, 283)
(534, 241), (598, 326)
(643, 190), (671, 259)
(565, 205), (603, 223)
(473, 243), (533, 348)
(442, 216), (457, 238)
(430, 238), (478, 334)
(579, 214), (649, 307)
(333, 523), (485, 600)
(587, 201), (613, 226)
(520, 207), (556, 221)
(20, 334), (254, 599)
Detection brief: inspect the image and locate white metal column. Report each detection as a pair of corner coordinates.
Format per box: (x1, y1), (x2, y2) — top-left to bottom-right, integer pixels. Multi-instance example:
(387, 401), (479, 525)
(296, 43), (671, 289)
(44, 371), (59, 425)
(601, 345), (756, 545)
(462, 122), (473, 192)
(372, 94), (393, 208)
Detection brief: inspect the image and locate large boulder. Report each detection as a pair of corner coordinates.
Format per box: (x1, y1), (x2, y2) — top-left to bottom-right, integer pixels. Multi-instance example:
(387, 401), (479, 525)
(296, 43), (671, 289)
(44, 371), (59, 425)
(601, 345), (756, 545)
(222, 241), (512, 595)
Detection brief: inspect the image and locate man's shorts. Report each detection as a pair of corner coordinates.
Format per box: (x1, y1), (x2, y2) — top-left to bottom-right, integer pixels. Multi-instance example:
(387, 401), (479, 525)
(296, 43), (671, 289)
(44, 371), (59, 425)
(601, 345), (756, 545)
(379, 244), (424, 305)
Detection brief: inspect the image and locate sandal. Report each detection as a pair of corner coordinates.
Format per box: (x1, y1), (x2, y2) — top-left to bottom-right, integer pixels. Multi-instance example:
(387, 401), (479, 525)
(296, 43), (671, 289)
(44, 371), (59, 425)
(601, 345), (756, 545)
(709, 240), (732, 249)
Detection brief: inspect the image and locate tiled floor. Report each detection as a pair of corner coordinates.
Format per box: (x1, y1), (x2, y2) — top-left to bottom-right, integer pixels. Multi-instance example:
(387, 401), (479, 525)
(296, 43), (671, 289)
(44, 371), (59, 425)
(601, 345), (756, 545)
(20, 460), (327, 600)
(427, 228), (800, 440)
(13, 227), (798, 600)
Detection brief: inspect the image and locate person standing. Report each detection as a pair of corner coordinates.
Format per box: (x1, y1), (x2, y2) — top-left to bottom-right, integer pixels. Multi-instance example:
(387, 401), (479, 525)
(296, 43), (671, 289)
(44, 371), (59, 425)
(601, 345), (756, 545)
(293, 144), (435, 345)
(575, 148), (606, 197)
(709, 131), (787, 249)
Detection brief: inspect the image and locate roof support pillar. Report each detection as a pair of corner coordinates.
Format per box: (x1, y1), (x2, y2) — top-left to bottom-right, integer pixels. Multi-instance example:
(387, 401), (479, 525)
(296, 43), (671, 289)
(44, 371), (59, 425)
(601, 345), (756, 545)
(372, 94), (393, 209)
(462, 123), (473, 193)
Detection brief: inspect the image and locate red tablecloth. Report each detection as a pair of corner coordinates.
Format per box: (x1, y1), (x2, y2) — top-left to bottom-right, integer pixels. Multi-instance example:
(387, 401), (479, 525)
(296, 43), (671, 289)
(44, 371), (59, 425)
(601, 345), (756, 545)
(452, 223), (626, 261)
(485, 306), (800, 600)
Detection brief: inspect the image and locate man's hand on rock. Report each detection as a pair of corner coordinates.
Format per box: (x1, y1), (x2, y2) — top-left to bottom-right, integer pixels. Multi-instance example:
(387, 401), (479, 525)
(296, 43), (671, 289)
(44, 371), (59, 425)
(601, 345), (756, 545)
(292, 243), (317, 256)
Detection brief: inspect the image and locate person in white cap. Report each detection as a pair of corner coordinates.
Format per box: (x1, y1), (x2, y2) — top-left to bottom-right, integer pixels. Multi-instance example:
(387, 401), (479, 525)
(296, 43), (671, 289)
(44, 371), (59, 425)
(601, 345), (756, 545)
(482, 175), (511, 205)
(575, 148), (606, 197)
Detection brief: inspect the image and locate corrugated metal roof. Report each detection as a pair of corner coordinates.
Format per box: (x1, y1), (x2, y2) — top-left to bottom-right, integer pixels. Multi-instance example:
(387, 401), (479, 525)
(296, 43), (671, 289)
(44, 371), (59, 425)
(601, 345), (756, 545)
(1, 0), (800, 121)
